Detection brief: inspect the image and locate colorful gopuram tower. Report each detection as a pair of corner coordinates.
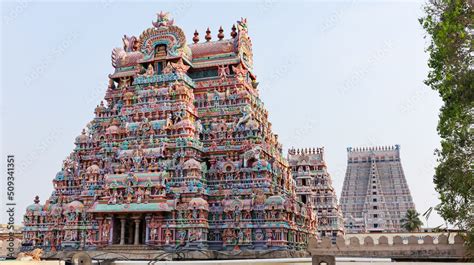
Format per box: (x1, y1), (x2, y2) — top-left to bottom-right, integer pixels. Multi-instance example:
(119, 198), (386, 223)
(22, 12), (317, 253)
(340, 145), (416, 233)
(288, 148), (344, 239)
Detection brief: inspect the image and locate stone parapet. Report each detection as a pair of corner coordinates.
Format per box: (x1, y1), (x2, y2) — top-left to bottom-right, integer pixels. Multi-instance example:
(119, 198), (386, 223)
(308, 232), (467, 261)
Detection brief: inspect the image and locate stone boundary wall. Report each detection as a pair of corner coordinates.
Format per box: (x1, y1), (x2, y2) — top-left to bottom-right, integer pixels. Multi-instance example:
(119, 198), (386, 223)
(0, 238), (22, 258)
(308, 233), (466, 260)
(341, 232), (460, 244)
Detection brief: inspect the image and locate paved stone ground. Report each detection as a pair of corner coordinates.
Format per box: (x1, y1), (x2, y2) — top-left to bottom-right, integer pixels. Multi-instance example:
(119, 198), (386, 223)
(43, 249), (310, 261)
(2, 258), (474, 265)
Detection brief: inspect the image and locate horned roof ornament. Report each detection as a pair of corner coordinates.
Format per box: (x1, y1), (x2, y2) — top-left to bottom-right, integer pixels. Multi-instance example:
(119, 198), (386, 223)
(237, 18), (248, 32)
(153, 11), (174, 28)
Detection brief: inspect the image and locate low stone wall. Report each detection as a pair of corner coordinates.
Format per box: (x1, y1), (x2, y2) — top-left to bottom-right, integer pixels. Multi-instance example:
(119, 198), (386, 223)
(0, 238), (22, 258)
(0, 262), (64, 265)
(342, 232), (460, 244)
(308, 233), (467, 261)
(43, 248), (310, 262)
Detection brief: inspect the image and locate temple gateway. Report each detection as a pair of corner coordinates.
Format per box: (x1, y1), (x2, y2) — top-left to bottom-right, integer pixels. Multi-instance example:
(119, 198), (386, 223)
(22, 12), (318, 252)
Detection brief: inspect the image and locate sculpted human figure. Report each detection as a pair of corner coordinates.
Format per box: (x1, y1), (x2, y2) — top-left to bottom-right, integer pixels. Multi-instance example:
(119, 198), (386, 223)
(144, 188), (150, 203)
(162, 61), (174, 74)
(245, 229), (251, 243)
(192, 207), (198, 219)
(178, 230), (186, 245)
(102, 220), (110, 240)
(165, 230), (171, 244)
(233, 205), (241, 222)
(237, 229), (244, 244)
(126, 192), (133, 204)
(136, 187), (143, 203)
(150, 223), (157, 241)
(119, 76), (131, 88)
(86, 230), (94, 245)
(108, 189), (118, 204)
(146, 64), (154, 77)
(189, 230), (196, 242)
(117, 191), (124, 204)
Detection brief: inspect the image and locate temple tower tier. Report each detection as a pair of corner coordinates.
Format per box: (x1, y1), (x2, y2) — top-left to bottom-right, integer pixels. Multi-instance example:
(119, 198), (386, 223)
(288, 147), (345, 240)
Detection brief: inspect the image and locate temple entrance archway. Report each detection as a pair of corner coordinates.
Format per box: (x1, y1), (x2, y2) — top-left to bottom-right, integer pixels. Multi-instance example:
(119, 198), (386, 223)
(111, 215), (146, 245)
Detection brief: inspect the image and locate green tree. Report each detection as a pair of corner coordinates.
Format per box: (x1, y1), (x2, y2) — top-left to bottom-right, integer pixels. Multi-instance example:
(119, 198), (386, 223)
(419, 0), (473, 256)
(401, 209), (424, 232)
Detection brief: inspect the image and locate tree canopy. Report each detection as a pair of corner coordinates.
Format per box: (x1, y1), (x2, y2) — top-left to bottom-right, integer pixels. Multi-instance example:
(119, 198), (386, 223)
(401, 209), (424, 232)
(419, 0), (473, 256)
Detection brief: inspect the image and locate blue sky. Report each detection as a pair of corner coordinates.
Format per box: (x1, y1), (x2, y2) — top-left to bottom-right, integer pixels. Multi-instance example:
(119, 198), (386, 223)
(0, 1), (444, 227)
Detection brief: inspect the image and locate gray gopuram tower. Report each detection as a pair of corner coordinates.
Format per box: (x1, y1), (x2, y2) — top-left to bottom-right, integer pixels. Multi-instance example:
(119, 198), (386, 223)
(340, 145), (415, 233)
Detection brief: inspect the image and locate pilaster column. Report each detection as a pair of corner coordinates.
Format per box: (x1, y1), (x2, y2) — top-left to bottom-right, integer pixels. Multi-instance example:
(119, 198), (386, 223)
(145, 216), (151, 244)
(108, 216), (114, 245)
(96, 217), (103, 243)
(158, 226), (162, 245)
(128, 221), (133, 244)
(134, 219), (141, 245)
(120, 218), (126, 245)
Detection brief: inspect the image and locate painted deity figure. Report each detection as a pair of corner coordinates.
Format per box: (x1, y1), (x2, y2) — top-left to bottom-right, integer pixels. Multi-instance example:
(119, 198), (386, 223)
(165, 230), (171, 245)
(65, 230), (74, 241)
(157, 141), (167, 158)
(143, 188), (150, 203)
(150, 223), (158, 241)
(108, 189), (118, 204)
(233, 205), (241, 222)
(218, 64), (229, 80)
(178, 230), (187, 245)
(126, 192), (133, 204)
(266, 230), (273, 244)
(237, 229), (244, 244)
(268, 206), (278, 219)
(86, 230), (95, 245)
(146, 64), (154, 77)
(117, 191), (124, 204)
(189, 229), (197, 242)
(199, 209), (206, 219)
(224, 229), (235, 245)
(192, 207), (198, 219)
(119, 76), (131, 89)
(195, 119), (203, 135)
(236, 106), (252, 129)
(244, 229), (252, 243)
(162, 61), (174, 74)
(67, 212), (76, 222)
(136, 187), (144, 203)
